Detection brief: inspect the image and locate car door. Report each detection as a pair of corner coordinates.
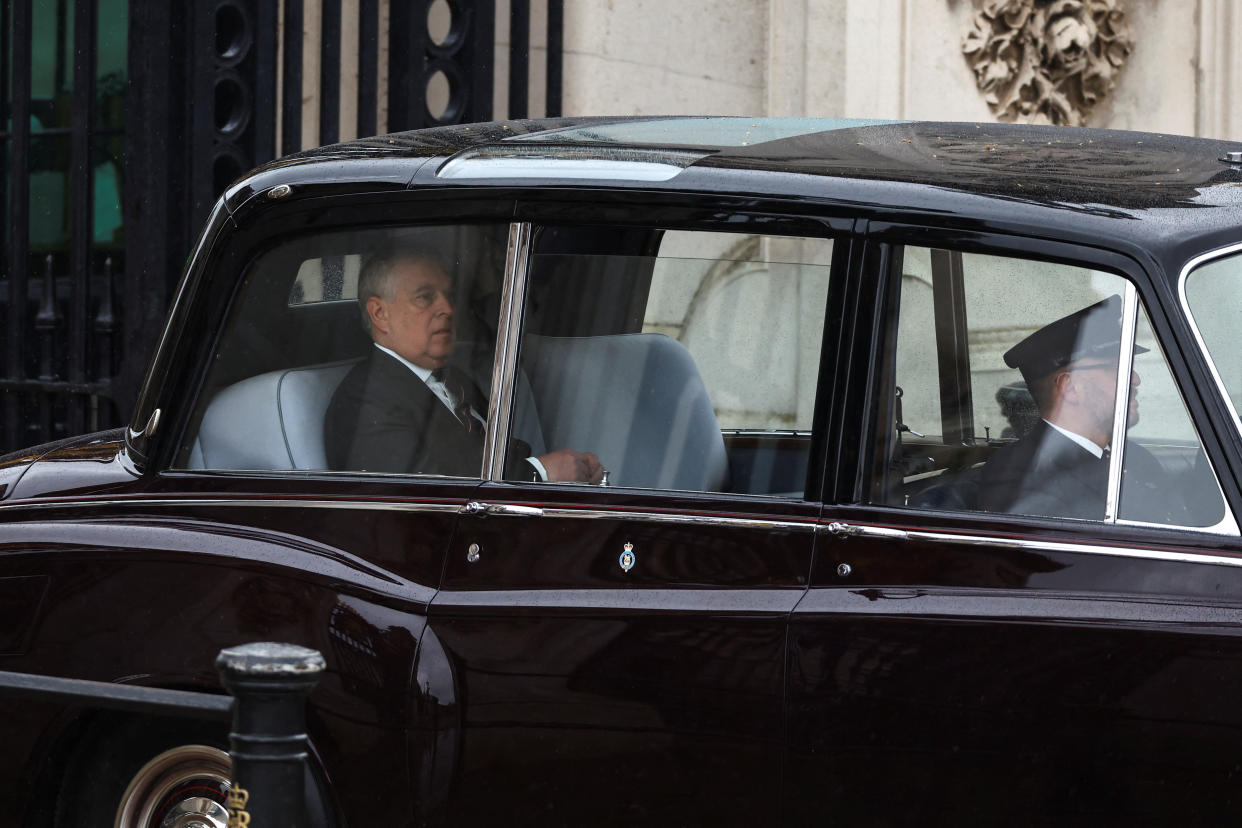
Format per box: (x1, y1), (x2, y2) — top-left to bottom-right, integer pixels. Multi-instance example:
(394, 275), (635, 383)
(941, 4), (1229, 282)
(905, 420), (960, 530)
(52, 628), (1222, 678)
(784, 228), (1242, 824)
(423, 209), (850, 825)
(116, 208), (520, 824)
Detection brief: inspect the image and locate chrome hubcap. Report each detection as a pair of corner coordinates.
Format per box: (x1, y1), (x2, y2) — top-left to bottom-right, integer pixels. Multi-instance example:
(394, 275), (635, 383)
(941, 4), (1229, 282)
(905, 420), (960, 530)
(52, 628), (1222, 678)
(159, 797), (229, 828)
(113, 745), (232, 828)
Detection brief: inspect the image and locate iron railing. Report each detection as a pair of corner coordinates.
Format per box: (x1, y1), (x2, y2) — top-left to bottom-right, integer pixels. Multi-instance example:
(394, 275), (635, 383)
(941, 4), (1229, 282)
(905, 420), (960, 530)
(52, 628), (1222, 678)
(1, 0), (564, 455)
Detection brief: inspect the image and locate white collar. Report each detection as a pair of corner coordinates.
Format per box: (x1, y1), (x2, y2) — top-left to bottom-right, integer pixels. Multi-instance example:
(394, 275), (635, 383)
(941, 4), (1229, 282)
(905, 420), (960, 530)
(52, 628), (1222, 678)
(1044, 419), (1105, 458)
(374, 343), (434, 383)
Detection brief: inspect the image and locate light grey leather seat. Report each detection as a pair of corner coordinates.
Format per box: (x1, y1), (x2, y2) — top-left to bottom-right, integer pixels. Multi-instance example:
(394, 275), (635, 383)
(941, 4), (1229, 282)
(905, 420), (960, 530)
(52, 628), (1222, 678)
(189, 334), (722, 487)
(523, 333), (728, 491)
(189, 351), (548, 471)
(188, 359), (359, 470)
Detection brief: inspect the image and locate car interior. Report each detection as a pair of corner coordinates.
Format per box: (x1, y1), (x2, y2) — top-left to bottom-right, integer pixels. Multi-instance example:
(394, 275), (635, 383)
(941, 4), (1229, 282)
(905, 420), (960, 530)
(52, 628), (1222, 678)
(180, 223), (823, 499)
(874, 246), (1227, 528)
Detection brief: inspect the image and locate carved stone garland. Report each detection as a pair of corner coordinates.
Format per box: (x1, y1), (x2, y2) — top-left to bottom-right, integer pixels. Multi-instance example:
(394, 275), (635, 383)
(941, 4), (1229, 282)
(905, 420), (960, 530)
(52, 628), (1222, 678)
(962, 0), (1134, 126)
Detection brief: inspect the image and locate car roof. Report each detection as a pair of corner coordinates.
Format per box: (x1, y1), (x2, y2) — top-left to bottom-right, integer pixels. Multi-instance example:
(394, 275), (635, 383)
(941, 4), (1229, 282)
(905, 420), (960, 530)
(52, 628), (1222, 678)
(229, 116), (1242, 277)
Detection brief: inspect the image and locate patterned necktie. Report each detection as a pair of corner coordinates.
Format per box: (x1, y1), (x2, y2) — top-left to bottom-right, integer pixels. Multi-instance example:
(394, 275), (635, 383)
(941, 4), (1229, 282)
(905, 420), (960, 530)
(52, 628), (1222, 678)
(431, 368), (475, 433)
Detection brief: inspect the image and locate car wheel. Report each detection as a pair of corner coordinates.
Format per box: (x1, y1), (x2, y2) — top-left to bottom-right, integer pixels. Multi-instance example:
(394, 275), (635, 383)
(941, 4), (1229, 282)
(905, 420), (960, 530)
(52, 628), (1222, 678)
(112, 744), (232, 828)
(53, 714), (336, 828)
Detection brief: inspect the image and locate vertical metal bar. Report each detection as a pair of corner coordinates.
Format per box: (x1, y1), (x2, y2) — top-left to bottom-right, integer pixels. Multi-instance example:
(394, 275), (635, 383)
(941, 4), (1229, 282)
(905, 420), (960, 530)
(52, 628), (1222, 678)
(545, 0), (562, 117)
(282, 0), (304, 155)
(319, 0), (341, 145)
(385, 0), (407, 131)
(484, 222), (532, 481)
(5, 0), (32, 451)
(68, 0), (98, 436)
(117, 1), (184, 427)
(1, 0), (10, 126)
(1104, 284), (1139, 523)
(95, 256), (115, 383)
(928, 248), (974, 445)
(54, 0), (68, 94)
(36, 254), (57, 440)
(93, 255), (116, 433)
(386, 0), (426, 132)
(356, 0), (377, 137)
(465, 0), (496, 123)
(254, 0), (279, 164)
(508, 0), (529, 119)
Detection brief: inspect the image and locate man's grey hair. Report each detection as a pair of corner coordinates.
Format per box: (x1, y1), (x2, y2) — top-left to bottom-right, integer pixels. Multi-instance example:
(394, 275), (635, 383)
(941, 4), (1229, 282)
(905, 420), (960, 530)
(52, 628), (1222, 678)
(355, 244), (450, 334)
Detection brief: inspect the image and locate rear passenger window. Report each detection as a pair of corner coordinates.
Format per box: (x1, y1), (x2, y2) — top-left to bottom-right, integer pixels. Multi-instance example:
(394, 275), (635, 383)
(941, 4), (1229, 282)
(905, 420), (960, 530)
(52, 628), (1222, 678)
(874, 246), (1230, 529)
(506, 227), (835, 497)
(178, 223), (514, 475)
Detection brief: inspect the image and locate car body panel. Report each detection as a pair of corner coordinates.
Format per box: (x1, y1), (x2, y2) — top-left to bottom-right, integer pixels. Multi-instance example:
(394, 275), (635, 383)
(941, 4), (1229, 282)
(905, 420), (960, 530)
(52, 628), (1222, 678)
(3, 117), (1242, 825)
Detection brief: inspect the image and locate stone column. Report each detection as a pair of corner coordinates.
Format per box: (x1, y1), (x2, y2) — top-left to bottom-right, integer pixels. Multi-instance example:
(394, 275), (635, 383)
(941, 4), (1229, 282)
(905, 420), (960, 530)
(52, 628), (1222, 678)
(1197, 0), (1242, 139)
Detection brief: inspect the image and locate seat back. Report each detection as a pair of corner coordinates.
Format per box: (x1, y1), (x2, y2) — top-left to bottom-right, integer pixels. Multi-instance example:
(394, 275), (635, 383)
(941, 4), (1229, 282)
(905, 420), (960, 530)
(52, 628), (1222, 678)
(525, 333), (728, 491)
(190, 359), (359, 470)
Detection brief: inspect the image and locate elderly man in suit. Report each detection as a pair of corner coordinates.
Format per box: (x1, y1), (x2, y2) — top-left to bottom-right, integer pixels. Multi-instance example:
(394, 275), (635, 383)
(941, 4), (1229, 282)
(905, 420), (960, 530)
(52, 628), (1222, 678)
(325, 245), (602, 482)
(979, 295), (1150, 520)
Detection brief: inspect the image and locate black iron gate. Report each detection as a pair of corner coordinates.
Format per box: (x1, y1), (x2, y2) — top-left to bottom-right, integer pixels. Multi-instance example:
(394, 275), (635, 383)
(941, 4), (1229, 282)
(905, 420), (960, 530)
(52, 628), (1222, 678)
(1, 0), (562, 455)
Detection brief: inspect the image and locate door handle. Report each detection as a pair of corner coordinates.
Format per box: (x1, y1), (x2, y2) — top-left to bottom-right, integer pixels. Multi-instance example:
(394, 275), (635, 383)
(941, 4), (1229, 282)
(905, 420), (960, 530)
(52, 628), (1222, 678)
(460, 501), (544, 517)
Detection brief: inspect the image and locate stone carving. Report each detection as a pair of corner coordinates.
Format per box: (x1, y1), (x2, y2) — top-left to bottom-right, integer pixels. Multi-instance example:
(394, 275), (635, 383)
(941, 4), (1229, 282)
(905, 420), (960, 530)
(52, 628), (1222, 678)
(962, 0), (1133, 126)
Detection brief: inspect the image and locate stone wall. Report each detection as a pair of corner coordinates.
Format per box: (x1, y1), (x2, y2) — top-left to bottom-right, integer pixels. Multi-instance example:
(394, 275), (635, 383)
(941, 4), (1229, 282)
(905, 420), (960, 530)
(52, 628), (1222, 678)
(558, 0), (1242, 139)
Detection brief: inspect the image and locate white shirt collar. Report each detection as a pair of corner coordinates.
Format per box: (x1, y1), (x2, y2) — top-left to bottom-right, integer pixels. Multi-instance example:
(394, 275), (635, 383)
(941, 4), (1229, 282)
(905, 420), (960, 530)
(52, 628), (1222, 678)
(1044, 419), (1104, 458)
(374, 343), (434, 383)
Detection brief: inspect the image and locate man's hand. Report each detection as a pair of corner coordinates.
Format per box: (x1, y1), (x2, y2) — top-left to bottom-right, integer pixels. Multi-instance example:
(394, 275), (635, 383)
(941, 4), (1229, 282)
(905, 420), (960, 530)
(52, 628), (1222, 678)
(537, 449), (604, 483)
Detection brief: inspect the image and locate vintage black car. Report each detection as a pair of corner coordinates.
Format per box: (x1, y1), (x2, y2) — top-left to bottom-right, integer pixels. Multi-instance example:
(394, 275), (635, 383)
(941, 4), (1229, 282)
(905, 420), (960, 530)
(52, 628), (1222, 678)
(3, 116), (1242, 826)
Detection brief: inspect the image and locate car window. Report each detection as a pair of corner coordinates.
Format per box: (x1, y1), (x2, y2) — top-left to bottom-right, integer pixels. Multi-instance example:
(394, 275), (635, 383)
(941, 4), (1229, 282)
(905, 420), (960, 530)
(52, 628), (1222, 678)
(504, 227), (834, 497)
(1184, 249), (1242, 423)
(874, 245), (1229, 529)
(176, 223), (513, 475)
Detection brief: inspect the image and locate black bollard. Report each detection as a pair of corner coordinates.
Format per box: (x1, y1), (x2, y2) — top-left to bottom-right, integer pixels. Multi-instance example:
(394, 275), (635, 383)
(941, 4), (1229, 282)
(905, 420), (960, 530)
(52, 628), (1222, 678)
(217, 642), (325, 828)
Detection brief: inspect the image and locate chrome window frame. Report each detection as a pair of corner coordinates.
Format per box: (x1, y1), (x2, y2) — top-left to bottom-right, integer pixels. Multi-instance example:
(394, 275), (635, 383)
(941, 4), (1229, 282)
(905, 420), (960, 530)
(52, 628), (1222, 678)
(483, 222), (533, 481)
(1103, 284), (1139, 522)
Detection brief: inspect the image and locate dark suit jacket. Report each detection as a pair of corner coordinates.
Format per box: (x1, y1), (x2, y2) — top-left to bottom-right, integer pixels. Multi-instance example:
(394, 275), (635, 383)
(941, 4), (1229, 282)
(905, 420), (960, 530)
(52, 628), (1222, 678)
(979, 420), (1108, 519)
(324, 348), (533, 478)
(979, 419), (1193, 523)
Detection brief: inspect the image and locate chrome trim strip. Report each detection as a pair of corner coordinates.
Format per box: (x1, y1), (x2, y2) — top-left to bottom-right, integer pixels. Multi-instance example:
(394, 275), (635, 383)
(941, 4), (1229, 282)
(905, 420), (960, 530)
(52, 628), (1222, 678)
(0, 496), (816, 532)
(795, 586), (1242, 624)
(1179, 241), (1242, 436)
(0, 497), (464, 515)
(8, 495), (1239, 567)
(830, 522), (1242, 568)
(433, 588), (804, 613)
(1104, 284), (1139, 522)
(484, 222), (532, 481)
(484, 502), (544, 517)
(538, 506), (819, 533)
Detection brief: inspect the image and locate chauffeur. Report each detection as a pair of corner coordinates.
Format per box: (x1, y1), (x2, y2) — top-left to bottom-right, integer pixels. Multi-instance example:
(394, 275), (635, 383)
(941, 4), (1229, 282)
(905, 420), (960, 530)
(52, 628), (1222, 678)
(324, 246), (603, 482)
(979, 295), (1148, 520)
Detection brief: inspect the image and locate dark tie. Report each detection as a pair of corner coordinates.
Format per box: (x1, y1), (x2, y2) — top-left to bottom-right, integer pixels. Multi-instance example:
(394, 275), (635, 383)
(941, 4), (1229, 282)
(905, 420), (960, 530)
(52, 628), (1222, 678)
(431, 369), (476, 433)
